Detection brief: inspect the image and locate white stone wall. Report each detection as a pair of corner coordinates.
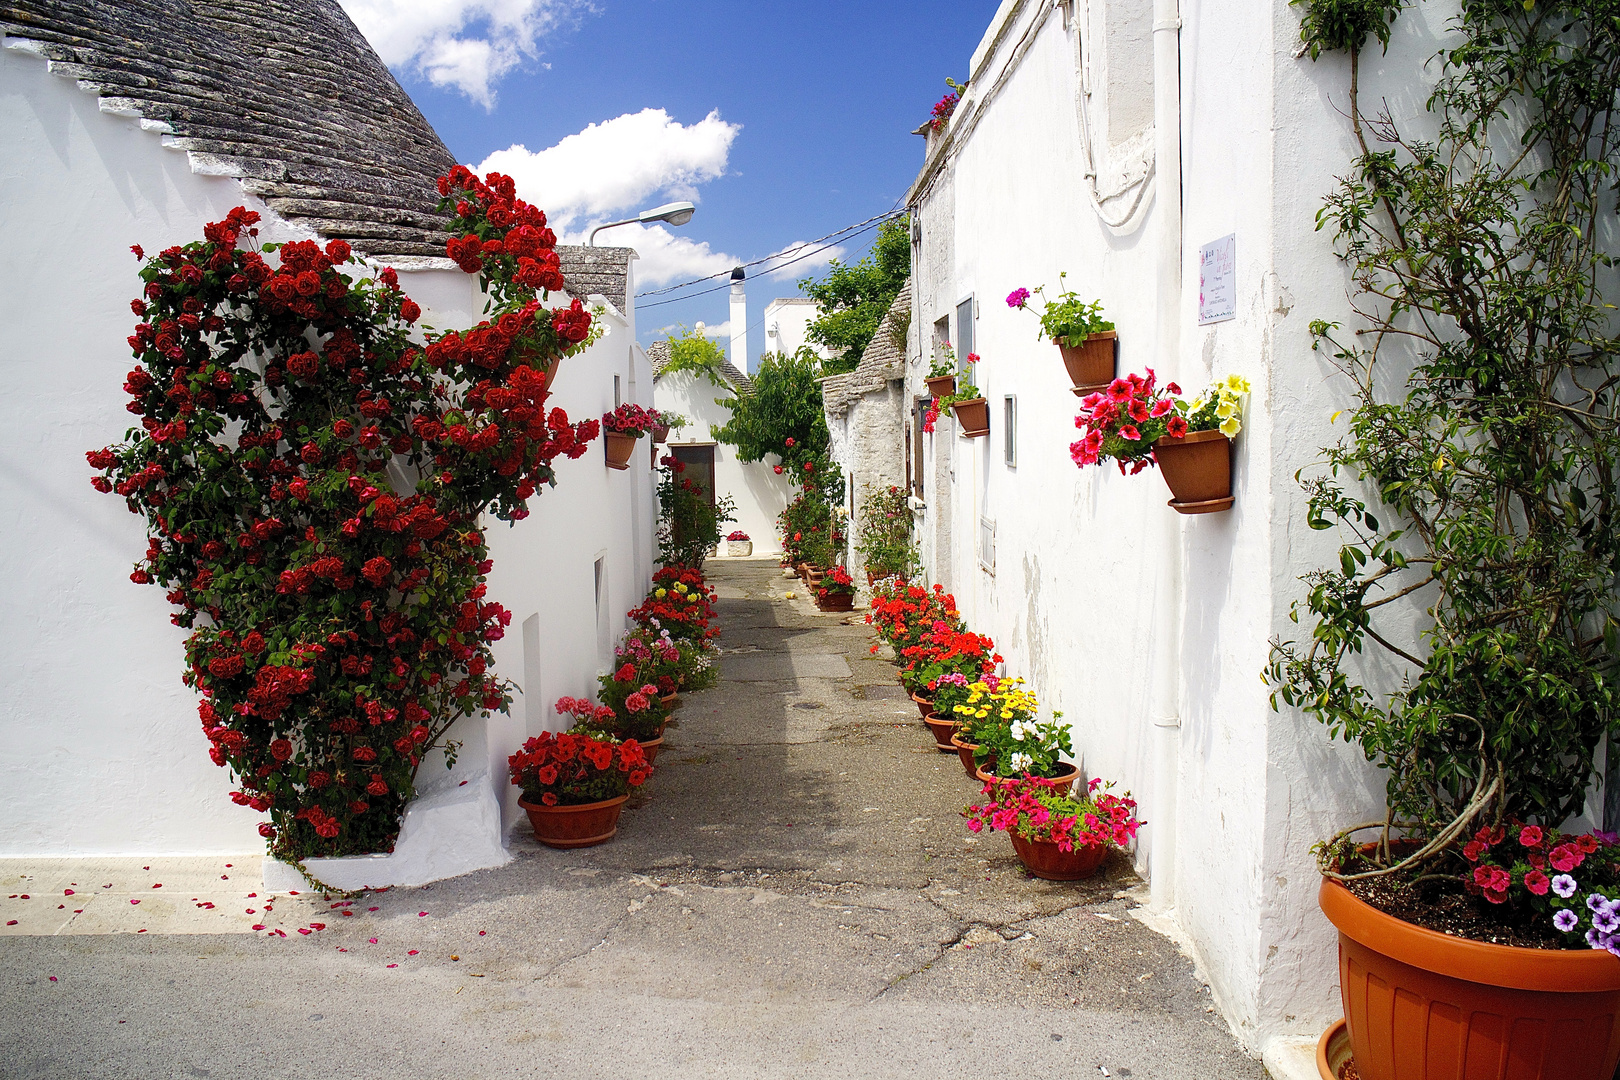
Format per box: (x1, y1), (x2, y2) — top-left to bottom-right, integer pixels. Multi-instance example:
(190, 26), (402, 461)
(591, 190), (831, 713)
(652, 369), (791, 554)
(762, 297), (825, 360)
(900, 0), (1454, 1052)
(0, 46), (655, 856)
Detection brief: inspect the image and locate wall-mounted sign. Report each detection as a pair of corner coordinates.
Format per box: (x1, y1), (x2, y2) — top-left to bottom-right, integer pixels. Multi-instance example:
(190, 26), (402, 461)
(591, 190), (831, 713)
(1198, 234), (1236, 325)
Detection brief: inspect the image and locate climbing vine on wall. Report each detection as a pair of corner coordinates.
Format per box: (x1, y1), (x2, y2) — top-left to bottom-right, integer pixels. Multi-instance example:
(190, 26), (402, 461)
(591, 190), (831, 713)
(89, 168), (601, 863)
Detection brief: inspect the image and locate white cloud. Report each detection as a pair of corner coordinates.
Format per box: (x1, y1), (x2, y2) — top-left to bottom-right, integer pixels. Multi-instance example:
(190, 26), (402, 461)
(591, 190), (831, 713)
(553, 221), (737, 292)
(477, 109), (740, 229)
(761, 240), (847, 282)
(339, 0), (586, 108)
(695, 321), (730, 338)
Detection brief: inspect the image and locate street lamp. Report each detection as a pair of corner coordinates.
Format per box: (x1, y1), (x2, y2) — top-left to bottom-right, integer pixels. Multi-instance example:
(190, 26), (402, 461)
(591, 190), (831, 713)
(588, 201), (697, 246)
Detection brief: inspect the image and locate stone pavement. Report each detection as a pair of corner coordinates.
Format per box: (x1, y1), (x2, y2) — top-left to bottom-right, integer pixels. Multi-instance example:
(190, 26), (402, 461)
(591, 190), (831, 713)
(0, 557), (1262, 1079)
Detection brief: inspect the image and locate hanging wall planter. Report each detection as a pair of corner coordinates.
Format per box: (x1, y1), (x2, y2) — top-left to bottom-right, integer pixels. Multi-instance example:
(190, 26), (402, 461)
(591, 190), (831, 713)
(950, 397), (990, 438)
(1059, 331), (1117, 396)
(1318, 877), (1620, 1080)
(925, 374), (957, 398)
(1153, 429), (1233, 513)
(604, 432), (638, 471)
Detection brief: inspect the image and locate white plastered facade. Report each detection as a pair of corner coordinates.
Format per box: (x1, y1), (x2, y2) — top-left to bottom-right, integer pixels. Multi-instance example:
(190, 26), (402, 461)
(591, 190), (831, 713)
(0, 41), (656, 865)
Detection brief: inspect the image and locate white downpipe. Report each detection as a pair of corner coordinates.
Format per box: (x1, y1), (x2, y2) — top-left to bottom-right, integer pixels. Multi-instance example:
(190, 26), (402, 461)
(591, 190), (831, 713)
(1148, 0), (1184, 914)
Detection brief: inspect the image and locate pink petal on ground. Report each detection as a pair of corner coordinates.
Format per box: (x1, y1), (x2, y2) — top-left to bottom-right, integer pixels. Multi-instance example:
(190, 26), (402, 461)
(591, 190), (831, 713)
(63, 890), (74, 896)
(386, 963), (398, 968)
(129, 899), (140, 905)
(418, 912), (427, 917)
(152, 884), (162, 888)
(48, 976), (56, 982)
(368, 938), (378, 944)
(252, 924), (265, 930)
(297, 928), (311, 935)
(310, 923), (325, 930)
(5, 921), (16, 926)
(407, 950), (419, 956)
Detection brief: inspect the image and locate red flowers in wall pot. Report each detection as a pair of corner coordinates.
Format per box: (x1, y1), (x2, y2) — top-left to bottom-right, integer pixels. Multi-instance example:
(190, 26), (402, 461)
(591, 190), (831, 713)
(88, 169), (604, 867)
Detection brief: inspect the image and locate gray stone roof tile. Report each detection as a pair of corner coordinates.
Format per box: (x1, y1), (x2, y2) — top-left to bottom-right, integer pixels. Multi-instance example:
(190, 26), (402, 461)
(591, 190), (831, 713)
(824, 278), (910, 418)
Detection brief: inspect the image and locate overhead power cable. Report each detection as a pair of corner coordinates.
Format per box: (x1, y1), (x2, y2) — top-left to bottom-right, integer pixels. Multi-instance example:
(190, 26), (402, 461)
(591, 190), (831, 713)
(635, 214), (895, 311)
(633, 208), (906, 301)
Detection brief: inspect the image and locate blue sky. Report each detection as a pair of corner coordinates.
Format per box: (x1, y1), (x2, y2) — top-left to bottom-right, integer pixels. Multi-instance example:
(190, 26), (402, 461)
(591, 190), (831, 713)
(342, 0), (998, 369)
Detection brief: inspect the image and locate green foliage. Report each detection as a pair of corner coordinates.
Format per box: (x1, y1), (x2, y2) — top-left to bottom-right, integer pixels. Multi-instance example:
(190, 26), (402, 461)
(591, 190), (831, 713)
(1292, 0), (1402, 59)
(661, 325), (730, 388)
(656, 457), (735, 570)
(1268, 0), (1620, 872)
(856, 483), (919, 580)
(1015, 275), (1116, 347)
(799, 216), (912, 376)
(713, 346), (843, 500)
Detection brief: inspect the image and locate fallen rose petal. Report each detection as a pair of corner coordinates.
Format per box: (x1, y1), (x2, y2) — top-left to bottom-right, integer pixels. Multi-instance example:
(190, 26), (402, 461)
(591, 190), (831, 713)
(288, 890), (299, 895)
(368, 907), (379, 911)
(297, 928), (311, 935)
(368, 938), (378, 944)
(246, 909), (255, 914)
(5, 920), (16, 926)
(129, 899), (140, 905)
(478, 930), (486, 936)
(252, 924), (265, 930)
(137, 929), (146, 933)
(310, 923), (325, 930)
(407, 950), (419, 955)
(152, 884), (162, 889)
(340, 911), (354, 917)
(48, 976), (56, 982)
(63, 890), (73, 896)
(386, 963), (398, 968)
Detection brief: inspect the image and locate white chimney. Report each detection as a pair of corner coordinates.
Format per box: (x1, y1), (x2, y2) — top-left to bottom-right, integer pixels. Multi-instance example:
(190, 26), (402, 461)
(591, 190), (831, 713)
(728, 266), (746, 373)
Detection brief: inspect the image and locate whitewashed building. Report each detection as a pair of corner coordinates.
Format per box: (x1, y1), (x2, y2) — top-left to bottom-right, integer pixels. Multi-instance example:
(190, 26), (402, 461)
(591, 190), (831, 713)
(763, 296), (828, 362)
(877, 0), (1525, 1065)
(0, 0), (657, 879)
(649, 342), (790, 554)
(822, 281), (910, 577)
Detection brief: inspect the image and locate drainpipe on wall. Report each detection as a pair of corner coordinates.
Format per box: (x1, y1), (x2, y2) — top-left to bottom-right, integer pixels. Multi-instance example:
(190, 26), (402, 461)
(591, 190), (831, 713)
(1148, 0), (1184, 915)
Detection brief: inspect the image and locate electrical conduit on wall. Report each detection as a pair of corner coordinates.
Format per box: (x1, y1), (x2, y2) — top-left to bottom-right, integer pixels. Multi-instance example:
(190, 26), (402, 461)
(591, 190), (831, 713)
(1147, 0), (1184, 914)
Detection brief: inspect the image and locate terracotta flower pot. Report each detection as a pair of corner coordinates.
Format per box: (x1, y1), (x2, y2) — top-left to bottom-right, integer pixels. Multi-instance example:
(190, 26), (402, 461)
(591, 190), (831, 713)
(1319, 877), (1620, 1080)
(817, 591), (854, 612)
(518, 794), (629, 849)
(923, 714), (958, 752)
(1008, 831), (1108, 881)
(806, 569), (826, 588)
(652, 423), (670, 443)
(659, 691), (678, 711)
(638, 735), (664, 766)
(604, 431), (638, 471)
(1058, 331), (1116, 395)
(1153, 429), (1232, 513)
(975, 761), (1080, 796)
(1316, 1019), (1351, 1080)
(950, 734), (987, 778)
(925, 374), (957, 398)
(950, 397), (990, 438)
(911, 692), (935, 719)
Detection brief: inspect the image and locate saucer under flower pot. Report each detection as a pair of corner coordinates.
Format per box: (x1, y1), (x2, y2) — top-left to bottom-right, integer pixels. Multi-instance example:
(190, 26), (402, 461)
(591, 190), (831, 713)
(923, 715), (958, 751)
(950, 397), (990, 438)
(519, 794), (629, 849)
(1153, 429), (1232, 512)
(1058, 331), (1116, 392)
(1008, 832), (1108, 881)
(604, 432), (638, 471)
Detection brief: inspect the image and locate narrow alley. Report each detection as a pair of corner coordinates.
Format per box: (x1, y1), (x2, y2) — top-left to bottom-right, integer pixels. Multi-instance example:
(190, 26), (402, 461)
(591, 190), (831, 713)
(1, 558), (1259, 1079)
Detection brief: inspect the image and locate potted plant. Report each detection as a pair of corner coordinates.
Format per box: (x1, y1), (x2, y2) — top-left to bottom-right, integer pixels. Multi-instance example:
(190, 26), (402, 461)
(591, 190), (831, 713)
(725, 530), (752, 557)
(1272, 2), (1620, 1074)
(628, 565), (718, 646)
(924, 342), (960, 398)
(1008, 278), (1117, 395)
(941, 354), (989, 437)
(591, 641), (674, 763)
(651, 409), (686, 444)
(901, 622), (1000, 749)
(856, 484), (919, 584)
(965, 775), (1141, 881)
(508, 728), (650, 848)
(815, 565), (857, 612)
(657, 454), (736, 569)
(1070, 371), (1250, 514)
(954, 678), (1078, 792)
(603, 403), (656, 470)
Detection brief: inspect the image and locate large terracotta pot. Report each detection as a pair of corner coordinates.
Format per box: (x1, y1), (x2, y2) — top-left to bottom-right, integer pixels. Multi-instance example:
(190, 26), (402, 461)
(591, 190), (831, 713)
(1008, 832), (1108, 881)
(950, 397), (990, 438)
(1059, 331), (1116, 395)
(925, 374), (957, 398)
(950, 734), (990, 778)
(923, 714), (958, 752)
(975, 761), (1080, 796)
(638, 735), (664, 766)
(518, 794), (629, 849)
(1153, 429), (1232, 513)
(911, 692), (935, 719)
(1319, 877), (1620, 1080)
(817, 591), (854, 612)
(604, 431), (638, 471)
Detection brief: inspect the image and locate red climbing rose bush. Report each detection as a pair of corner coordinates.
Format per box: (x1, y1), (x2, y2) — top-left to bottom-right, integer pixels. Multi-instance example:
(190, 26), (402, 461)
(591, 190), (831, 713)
(89, 170), (602, 862)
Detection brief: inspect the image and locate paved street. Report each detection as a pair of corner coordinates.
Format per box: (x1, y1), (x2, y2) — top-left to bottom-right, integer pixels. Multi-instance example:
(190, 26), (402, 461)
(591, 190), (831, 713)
(0, 558), (1260, 1079)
